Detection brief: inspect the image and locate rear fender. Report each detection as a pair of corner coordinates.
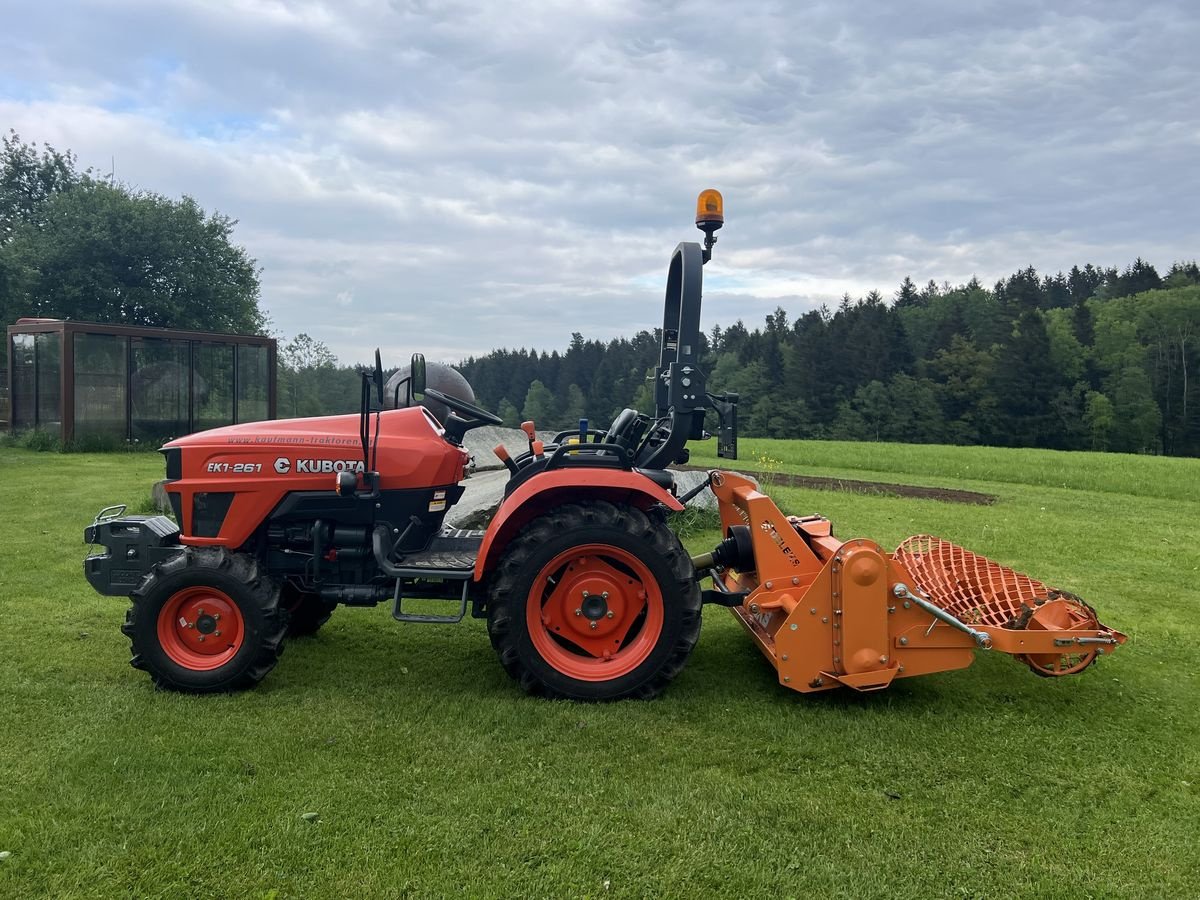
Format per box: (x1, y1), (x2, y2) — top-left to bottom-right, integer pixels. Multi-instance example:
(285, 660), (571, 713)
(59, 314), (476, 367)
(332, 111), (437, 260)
(472, 470), (684, 581)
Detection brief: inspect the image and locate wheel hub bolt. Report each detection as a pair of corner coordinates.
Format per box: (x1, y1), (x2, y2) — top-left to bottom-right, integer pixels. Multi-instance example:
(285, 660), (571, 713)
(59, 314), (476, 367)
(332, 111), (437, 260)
(575, 608), (582, 616)
(606, 611), (614, 619)
(590, 621), (598, 630)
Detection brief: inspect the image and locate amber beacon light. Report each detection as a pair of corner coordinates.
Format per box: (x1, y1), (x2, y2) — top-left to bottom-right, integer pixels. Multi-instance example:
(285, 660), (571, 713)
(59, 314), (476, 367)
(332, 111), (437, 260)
(695, 189), (724, 228)
(695, 188), (723, 263)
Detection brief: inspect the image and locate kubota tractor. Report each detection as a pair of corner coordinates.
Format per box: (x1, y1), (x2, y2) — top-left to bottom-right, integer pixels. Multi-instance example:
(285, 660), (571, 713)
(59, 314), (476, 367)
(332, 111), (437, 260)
(84, 190), (1125, 700)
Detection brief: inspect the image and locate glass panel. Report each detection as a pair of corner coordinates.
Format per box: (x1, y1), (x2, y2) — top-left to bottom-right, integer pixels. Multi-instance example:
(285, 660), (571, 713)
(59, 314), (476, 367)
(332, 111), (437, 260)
(74, 333), (128, 440)
(10, 334), (36, 429)
(236, 344), (269, 423)
(131, 337), (189, 443)
(194, 342), (234, 431)
(35, 333), (62, 430)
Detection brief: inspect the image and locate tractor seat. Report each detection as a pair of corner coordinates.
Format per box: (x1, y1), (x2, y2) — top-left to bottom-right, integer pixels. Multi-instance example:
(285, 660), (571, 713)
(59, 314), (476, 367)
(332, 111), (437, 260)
(634, 468), (674, 492)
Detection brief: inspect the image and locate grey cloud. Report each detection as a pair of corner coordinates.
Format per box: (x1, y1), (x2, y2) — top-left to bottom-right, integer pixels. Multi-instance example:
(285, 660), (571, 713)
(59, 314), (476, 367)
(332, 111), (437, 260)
(1, 0), (1197, 364)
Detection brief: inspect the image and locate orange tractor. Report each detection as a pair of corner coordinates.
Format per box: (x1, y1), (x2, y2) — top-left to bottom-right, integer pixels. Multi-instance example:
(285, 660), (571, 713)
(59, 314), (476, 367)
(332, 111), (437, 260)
(83, 190), (1124, 699)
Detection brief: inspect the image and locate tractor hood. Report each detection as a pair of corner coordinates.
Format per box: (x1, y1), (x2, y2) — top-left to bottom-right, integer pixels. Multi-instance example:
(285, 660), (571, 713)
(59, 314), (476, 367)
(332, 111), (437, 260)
(159, 407), (469, 546)
(164, 406), (443, 451)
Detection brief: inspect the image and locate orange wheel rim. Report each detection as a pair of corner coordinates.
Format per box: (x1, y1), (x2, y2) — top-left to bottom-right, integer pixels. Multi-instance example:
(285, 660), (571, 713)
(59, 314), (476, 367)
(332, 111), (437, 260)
(1021, 598), (1099, 676)
(526, 543), (665, 681)
(156, 586), (245, 670)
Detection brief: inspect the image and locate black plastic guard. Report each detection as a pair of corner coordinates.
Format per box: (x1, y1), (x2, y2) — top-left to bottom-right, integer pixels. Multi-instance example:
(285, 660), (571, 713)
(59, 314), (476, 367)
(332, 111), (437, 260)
(83, 514), (183, 596)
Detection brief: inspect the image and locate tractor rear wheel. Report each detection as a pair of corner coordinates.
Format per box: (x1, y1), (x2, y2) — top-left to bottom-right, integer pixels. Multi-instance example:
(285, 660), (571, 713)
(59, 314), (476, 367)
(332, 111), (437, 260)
(122, 548), (286, 693)
(487, 501), (701, 700)
(282, 585), (335, 637)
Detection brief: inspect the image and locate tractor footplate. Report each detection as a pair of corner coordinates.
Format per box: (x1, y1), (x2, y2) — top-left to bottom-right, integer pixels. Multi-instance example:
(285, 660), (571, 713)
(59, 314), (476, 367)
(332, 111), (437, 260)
(392, 527), (482, 574)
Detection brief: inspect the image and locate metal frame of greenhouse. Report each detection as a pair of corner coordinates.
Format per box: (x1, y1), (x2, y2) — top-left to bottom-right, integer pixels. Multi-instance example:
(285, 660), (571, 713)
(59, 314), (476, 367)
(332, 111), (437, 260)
(5, 318), (276, 444)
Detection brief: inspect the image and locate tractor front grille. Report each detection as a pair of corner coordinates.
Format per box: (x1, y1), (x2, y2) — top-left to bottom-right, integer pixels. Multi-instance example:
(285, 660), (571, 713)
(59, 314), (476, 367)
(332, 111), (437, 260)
(192, 492), (234, 538)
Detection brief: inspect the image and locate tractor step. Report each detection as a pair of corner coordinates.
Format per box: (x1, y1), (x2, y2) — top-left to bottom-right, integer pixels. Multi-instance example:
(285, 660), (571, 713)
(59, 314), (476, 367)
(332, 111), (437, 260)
(389, 528), (481, 623)
(391, 577), (470, 624)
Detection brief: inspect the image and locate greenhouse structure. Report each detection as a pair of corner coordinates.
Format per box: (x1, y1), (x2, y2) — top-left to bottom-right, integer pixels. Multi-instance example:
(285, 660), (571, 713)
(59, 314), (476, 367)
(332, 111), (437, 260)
(5, 318), (276, 444)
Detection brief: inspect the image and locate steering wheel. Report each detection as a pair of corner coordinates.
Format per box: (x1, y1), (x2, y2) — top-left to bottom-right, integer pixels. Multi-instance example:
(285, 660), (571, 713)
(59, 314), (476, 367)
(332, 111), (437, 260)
(423, 387), (503, 425)
(632, 416), (670, 464)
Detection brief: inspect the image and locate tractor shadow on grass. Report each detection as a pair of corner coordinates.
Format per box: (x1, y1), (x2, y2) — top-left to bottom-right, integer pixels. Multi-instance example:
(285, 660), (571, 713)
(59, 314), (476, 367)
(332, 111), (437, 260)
(261, 604), (1120, 732)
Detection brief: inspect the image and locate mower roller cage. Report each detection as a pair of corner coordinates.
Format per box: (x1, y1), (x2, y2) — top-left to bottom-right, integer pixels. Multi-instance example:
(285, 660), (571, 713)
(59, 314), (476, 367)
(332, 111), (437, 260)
(705, 472), (1126, 693)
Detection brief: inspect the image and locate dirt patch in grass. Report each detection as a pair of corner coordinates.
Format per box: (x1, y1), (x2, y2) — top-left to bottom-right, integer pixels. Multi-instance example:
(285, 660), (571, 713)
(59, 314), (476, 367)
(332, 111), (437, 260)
(675, 465), (997, 505)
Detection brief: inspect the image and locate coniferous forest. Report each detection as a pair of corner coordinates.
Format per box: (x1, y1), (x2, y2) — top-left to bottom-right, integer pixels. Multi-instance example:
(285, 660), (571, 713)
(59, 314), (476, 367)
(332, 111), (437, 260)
(455, 259), (1200, 457)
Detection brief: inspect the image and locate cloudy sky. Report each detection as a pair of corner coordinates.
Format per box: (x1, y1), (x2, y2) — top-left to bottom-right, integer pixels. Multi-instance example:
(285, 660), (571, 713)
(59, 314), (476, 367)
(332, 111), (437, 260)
(2, 0), (1197, 364)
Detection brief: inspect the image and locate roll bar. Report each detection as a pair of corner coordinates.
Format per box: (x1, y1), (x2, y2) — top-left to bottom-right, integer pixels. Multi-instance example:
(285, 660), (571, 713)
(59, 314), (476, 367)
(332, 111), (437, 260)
(639, 242), (710, 469)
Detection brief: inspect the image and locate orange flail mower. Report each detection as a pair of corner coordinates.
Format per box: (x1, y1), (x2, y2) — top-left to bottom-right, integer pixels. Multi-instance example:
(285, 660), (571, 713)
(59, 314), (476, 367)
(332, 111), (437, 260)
(693, 472), (1126, 693)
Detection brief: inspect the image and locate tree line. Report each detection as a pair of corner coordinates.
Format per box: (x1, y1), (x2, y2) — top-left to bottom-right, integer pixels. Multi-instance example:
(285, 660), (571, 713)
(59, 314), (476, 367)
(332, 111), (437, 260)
(454, 261), (1200, 457)
(279, 262), (1200, 457)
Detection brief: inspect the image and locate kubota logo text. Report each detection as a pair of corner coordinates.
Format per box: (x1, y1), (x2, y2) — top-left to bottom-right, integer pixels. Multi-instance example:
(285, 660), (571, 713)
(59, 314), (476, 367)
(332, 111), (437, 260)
(294, 458), (365, 474)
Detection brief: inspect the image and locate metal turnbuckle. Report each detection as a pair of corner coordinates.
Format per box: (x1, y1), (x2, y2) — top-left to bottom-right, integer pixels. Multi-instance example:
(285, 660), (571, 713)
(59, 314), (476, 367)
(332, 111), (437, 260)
(892, 583), (993, 649)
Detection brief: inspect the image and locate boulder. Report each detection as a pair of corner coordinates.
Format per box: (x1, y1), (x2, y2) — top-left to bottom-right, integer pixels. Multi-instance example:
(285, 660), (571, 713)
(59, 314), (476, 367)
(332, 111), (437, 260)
(670, 469), (758, 510)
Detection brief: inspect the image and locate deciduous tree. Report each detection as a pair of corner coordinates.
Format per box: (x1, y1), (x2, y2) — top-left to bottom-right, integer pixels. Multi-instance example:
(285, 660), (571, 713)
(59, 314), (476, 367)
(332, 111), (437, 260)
(0, 132), (263, 342)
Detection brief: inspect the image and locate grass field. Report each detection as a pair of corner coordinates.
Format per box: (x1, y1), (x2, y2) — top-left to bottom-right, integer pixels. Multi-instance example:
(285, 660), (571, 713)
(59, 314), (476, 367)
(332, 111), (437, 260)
(1, 440), (1198, 898)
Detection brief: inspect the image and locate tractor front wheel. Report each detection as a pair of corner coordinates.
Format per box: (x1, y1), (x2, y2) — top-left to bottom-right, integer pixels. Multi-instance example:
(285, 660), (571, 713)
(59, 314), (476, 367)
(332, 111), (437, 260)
(487, 501), (701, 700)
(122, 548), (286, 693)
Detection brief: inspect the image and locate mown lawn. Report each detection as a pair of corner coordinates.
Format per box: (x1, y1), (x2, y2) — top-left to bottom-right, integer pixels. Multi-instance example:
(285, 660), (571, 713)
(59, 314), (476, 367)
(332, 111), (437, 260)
(1, 441), (1198, 899)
